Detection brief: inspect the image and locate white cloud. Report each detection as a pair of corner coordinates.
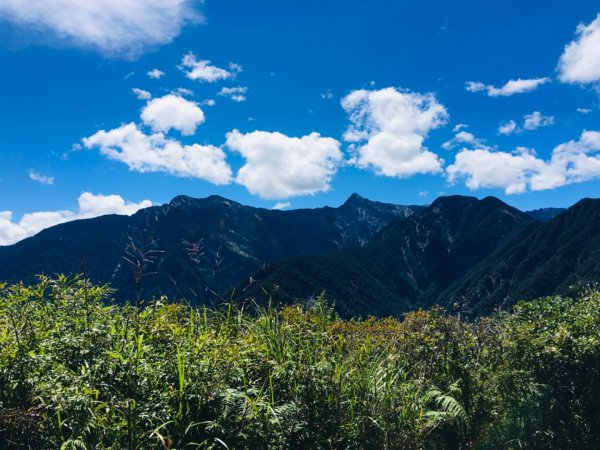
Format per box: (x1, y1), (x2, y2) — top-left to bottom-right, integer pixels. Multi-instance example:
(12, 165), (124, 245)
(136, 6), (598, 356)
(228, 62), (243, 73)
(465, 81), (486, 93)
(523, 111), (554, 130)
(0, 1), (202, 58)
(172, 87), (194, 97)
(321, 89), (334, 100)
(0, 193), (151, 246)
(147, 68), (165, 79)
(29, 170), (54, 185)
(465, 77), (550, 96)
(77, 192), (152, 217)
(577, 107), (592, 114)
(498, 120), (518, 135)
(442, 131), (488, 150)
(446, 130), (600, 194)
(558, 14), (600, 84)
(341, 87), (447, 177)
(83, 122), (232, 185)
(140, 94), (205, 135)
(180, 53), (241, 82)
(202, 99), (216, 107)
(272, 202), (291, 210)
(447, 147), (545, 194)
(132, 88), (152, 101)
(497, 111), (554, 135)
(218, 86), (247, 102)
(225, 129), (342, 199)
(452, 123), (468, 132)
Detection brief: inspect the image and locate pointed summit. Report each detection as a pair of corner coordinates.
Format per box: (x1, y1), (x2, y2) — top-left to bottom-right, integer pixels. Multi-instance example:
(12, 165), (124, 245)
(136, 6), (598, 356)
(342, 193), (367, 207)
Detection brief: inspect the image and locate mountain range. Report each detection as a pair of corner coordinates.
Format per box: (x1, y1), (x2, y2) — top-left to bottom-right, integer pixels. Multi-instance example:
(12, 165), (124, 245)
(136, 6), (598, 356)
(0, 194), (419, 303)
(0, 193), (595, 317)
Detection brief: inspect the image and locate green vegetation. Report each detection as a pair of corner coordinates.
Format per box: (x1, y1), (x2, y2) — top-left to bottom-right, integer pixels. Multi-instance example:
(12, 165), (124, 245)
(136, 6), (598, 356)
(0, 276), (598, 449)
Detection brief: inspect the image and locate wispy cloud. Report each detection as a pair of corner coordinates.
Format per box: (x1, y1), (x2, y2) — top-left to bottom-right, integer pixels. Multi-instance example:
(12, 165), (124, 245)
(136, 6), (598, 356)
(132, 88), (152, 100)
(28, 170), (54, 185)
(465, 77), (550, 97)
(218, 86), (248, 102)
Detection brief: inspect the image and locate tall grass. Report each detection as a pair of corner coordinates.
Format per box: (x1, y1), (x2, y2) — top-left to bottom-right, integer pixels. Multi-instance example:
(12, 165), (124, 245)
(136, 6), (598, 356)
(0, 276), (598, 449)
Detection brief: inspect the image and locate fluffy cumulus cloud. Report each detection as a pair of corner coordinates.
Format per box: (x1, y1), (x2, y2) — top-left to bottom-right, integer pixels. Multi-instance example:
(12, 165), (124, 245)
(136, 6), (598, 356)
(140, 94), (205, 135)
(558, 14), (600, 84)
(498, 120), (518, 135)
(447, 147), (545, 194)
(341, 87), (447, 177)
(523, 111), (554, 130)
(83, 123), (232, 185)
(225, 130), (342, 199)
(180, 53), (242, 82)
(218, 86), (248, 102)
(147, 68), (165, 79)
(465, 77), (550, 96)
(0, 0), (202, 57)
(498, 111), (554, 135)
(0, 193), (151, 246)
(446, 130), (600, 194)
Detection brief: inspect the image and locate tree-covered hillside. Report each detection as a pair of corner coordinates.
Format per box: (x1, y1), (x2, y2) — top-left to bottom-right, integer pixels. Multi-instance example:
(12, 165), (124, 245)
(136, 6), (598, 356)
(241, 197), (600, 318)
(240, 196), (533, 317)
(0, 194), (419, 304)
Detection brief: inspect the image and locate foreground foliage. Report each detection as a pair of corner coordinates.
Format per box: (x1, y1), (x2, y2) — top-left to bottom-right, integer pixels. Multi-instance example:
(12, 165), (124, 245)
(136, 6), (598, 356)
(0, 277), (598, 449)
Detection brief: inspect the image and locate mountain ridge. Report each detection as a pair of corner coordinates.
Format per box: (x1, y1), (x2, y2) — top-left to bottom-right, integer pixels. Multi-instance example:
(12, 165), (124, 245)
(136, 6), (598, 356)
(0, 193), (596, 318)
(0, 193), (421, 303)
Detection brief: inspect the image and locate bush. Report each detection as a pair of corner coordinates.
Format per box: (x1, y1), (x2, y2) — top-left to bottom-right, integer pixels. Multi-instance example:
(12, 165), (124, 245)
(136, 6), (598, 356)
(0, 276), (597, 449)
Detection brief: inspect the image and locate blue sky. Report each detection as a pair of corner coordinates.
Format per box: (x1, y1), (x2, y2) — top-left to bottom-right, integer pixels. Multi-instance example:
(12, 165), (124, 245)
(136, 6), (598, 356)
(1, 0), (600, 244)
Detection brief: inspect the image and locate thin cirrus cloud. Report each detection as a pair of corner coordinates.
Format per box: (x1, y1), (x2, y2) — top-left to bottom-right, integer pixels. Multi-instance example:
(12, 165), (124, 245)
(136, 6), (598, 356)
(465, 77), (550, 96)
(0, 0), (203, 58)
(140, 94), (205, 135)
(446, 130), (600, 194)
(225, 130), (343, 199)
(557, 13), (600, 84)
(341, 87), (448, 178)
(180, 52), (242, 82)
(0, 192), (152, 246)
